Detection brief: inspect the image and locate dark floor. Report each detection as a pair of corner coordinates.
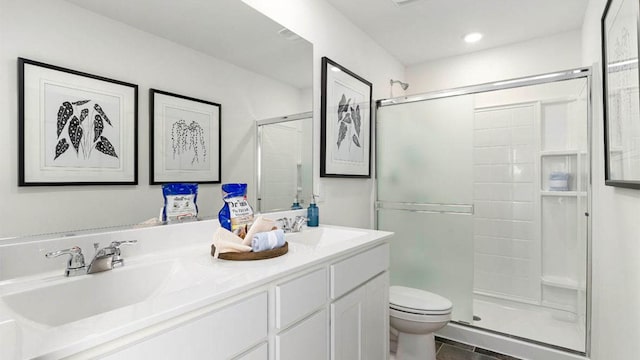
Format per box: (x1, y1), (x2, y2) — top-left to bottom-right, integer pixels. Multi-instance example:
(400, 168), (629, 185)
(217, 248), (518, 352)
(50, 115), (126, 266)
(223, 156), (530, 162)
(434, 337), (522, 360)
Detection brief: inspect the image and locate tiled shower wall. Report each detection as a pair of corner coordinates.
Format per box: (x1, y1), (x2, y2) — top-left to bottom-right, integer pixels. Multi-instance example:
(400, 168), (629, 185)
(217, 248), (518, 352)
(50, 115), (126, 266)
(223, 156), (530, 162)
(472, 104), (540, 302)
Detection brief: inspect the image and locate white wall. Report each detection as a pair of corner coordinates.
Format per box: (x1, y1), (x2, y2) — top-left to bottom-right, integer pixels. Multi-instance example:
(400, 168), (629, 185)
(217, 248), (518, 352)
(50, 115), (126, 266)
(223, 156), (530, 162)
(0, 0), (307, 237)
(244, 0), (406, 229)
(582, 0), (640, 358)
(406, 30), (583, 94)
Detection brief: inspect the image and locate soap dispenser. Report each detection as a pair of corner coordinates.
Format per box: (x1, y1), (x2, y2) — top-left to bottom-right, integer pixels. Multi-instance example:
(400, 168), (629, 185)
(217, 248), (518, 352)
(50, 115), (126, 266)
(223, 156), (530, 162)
(307, 195), (319, 227)
(291, 195), (302, 210)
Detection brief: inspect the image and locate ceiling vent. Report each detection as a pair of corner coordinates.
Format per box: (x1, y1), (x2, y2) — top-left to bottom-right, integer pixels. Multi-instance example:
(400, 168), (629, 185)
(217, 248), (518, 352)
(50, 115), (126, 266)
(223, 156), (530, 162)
(278, 28), (301, 41)
(390, 0), (423, 7)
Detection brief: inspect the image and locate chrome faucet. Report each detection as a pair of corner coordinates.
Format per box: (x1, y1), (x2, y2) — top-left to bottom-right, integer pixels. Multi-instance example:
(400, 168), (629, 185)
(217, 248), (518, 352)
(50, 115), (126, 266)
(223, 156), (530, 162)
(45, 240), (137, 276)
(45, 246), (86, 277)
(87, 240), (138, 274)
(277, 216), (307, 233)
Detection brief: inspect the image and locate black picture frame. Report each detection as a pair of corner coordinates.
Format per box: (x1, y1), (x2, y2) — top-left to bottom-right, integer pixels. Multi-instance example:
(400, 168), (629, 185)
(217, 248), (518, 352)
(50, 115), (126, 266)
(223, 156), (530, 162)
(320, 57), (373, 178)
(149, 89), (222, 185)
(601, 0), (640, 189)
(18, 58), (138, 186)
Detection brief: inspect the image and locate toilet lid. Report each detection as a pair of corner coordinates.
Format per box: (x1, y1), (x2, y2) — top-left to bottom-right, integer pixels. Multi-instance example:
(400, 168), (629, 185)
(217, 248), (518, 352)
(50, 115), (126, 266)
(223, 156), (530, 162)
(390, 286), (452, 314)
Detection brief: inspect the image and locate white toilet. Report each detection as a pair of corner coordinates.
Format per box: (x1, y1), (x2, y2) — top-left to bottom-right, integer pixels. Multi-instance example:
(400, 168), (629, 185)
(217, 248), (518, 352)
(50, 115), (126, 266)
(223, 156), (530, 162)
(389, 286), (453, 360)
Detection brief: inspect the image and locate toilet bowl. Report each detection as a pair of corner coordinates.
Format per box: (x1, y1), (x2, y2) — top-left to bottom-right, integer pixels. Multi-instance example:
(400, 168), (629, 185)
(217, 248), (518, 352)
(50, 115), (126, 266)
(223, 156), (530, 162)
(389, 286), (452, 360)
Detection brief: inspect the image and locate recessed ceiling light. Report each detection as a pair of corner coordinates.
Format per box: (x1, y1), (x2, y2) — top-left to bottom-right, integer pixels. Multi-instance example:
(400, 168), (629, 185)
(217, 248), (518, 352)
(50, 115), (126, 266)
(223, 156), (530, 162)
(331, 66), (341, 72)
(463, 32), (483, 43)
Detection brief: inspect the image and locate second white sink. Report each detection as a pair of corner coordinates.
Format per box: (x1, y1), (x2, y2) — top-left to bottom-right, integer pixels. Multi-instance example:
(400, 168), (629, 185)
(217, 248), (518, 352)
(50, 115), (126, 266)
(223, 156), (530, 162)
(286, 227), (367, 247)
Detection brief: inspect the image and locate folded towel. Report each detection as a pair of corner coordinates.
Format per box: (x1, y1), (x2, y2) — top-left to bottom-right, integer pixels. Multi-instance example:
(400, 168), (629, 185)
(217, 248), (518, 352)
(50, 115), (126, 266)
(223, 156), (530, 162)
(242, 216), (277, 246)
(212, 227), (251, 258)
(213, 227), (244, 244)
(549, 171), (570, 191)
(252, 229), (285, 252)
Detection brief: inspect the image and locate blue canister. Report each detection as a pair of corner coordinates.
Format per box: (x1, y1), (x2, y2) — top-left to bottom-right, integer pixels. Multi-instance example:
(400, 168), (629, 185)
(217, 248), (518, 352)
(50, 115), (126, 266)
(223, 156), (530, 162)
(307, 195), (319, 227)
(291, 197), (303, 210)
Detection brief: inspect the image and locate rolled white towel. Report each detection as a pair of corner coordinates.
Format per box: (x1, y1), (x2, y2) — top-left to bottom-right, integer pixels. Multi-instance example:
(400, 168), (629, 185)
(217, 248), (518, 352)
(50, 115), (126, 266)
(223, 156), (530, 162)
(242, 216), (276, 246)
(251, 229), (285, 252)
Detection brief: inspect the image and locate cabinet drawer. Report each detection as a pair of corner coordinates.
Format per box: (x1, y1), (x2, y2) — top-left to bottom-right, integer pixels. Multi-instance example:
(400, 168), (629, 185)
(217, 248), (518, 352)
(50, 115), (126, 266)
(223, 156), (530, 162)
(331, 244), (389, 299)
(276, 267), (327, 329)
(101, 292), (268, 359)
(276, 309), (328, 360)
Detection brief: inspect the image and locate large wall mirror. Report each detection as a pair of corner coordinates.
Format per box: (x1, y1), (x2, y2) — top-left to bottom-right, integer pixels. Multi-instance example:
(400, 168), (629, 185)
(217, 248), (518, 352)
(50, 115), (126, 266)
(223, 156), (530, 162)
(602, 0), (640, 189)
(0, 0), (312, 240)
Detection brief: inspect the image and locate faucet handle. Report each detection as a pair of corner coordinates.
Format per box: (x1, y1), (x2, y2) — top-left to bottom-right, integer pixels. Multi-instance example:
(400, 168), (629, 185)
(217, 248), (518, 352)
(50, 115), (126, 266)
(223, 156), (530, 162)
(292, 216), (307, 232)
(277, 218), (292, 232)
(109, 240), (137, 268)
(45, 246), (86, 276)
(109, 240), (138, 249)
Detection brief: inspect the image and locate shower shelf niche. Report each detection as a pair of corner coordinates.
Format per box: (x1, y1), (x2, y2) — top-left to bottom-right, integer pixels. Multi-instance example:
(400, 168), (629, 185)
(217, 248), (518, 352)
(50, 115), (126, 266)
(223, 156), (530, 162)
(538, 97), (588, 321)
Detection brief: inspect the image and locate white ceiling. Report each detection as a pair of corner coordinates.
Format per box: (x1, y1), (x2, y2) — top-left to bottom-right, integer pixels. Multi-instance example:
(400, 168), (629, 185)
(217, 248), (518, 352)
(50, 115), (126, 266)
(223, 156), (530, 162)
(63, 0), (588, 85)
(324, 0), (588, 66)
(63, 0), (313, 89)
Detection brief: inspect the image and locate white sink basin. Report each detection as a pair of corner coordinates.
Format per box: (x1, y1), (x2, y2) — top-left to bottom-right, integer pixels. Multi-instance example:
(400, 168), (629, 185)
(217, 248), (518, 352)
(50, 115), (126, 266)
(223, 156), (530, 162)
(1, 260), (202, 327)
(286, 227), (367, 247)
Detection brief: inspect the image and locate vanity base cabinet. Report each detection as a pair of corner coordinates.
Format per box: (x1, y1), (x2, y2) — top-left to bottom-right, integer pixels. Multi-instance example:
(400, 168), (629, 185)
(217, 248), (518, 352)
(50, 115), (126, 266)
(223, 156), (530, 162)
(330, 243), (390, 360)
(363, 271), (390, 360)
(100, 292), (268, 360)
(331, 271), (389, 360)
(90, 243), (389, 360)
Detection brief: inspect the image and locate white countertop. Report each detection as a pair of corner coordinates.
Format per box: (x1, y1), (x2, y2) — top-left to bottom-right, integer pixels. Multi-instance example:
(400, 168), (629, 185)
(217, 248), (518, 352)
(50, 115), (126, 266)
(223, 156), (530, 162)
(0, 223), (392, 359)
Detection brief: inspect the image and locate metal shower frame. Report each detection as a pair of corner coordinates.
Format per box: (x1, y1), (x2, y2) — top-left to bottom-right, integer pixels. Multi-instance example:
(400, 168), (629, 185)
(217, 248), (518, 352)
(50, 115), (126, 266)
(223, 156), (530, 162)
(375, 67), (593, 357)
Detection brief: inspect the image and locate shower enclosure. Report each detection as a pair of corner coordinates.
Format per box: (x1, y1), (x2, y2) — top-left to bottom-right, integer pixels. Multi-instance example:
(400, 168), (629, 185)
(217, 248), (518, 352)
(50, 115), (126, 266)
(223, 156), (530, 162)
(376, 69), (591, 355)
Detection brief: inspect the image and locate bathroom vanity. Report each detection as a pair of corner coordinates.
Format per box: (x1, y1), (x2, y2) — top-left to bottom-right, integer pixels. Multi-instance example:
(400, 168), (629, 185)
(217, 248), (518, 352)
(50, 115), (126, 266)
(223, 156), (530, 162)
(0, 218), (392, 359)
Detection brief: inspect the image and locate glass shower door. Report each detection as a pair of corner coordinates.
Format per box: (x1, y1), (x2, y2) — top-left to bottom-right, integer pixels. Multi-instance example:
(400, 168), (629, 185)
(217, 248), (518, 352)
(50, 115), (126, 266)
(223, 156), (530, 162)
(376, 95), (475, 323)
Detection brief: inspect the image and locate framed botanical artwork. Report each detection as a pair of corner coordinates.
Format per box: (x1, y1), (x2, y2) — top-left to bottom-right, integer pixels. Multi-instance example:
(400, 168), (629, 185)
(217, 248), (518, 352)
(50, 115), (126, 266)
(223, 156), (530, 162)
(320, 57), (372, 178)
(149, 89), (221, 184)
(601, 0), (640, 189)
(18, 58), (138, 186)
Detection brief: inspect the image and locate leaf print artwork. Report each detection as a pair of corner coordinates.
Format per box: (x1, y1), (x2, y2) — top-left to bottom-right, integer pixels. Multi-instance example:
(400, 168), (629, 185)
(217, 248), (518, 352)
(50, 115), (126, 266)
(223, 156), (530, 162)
(332, 88), (366, 163)
(337, 94), (350, 120)
(337, 121), (348, 148)
(79, 108), (89, 123)
(352, 134), (361, 148)
(352, 105), (361, 136)
(68, 115), (83, 153)
(95, 136), (118, 158)
(93, 115), (104, 142)
(52, 99), (119, 162)
(56, 101), (73, 137)
(335, 93), (363, 150)
(171, 119), (207, 165)
(94, 103), (111, 126)
(54, 138), (70, 160)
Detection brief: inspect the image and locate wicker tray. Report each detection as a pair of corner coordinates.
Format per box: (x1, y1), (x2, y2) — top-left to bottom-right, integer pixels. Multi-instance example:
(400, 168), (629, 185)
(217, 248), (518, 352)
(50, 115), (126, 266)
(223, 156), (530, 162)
(210, 242), (288, 261)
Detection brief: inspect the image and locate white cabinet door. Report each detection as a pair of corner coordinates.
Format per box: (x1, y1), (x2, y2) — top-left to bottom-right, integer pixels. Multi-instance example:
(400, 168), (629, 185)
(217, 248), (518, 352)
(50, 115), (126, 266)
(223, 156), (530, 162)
(276, 309), (328, 360)
(331, 271), (389, 360)
(331, 285), (365, 360)
(363, 272), (389, 360)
